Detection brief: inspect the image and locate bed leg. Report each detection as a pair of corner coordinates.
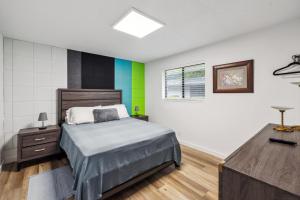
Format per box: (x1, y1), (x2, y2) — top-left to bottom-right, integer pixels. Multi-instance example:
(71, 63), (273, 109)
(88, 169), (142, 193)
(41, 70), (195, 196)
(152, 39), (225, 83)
(175, 162), (181, 169)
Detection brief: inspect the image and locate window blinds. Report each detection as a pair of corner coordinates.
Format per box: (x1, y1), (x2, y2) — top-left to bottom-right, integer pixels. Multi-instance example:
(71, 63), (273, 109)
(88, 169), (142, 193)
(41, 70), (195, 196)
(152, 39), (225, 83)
(165, 63), (205, 99)
(165, 68), (182, 98)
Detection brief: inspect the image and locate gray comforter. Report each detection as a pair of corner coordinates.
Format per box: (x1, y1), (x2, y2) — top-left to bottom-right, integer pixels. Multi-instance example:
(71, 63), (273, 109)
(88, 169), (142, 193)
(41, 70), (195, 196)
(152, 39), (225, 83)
(60, 117), (181, 200)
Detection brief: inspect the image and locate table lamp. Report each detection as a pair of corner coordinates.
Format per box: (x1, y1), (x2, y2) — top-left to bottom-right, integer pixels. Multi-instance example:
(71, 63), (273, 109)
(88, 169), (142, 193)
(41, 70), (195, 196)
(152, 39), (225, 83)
(271, 106), (294, 132)
(38, 112), (48, 130)
(134, 106), (139, 116)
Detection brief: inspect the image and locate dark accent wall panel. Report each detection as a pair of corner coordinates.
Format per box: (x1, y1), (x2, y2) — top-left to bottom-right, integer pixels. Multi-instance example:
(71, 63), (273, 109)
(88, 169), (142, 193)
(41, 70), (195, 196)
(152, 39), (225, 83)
(66, 49), (145, 114)
(81, 53), (115, 89)
(67, 50), (82, 89)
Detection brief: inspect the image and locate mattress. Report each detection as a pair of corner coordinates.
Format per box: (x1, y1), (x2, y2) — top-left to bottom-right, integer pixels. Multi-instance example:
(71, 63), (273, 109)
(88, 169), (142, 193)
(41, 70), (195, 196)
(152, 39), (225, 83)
(60, 117), (181, 200)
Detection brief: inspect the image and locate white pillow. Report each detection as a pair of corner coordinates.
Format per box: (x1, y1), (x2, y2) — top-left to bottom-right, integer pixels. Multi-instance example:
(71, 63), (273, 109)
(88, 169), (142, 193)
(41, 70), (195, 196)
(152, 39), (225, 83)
(70, 107), (94, 124)
(101, 104), (129, 118)
(65, 108), (74, 124)
(65, 105), (102, 124)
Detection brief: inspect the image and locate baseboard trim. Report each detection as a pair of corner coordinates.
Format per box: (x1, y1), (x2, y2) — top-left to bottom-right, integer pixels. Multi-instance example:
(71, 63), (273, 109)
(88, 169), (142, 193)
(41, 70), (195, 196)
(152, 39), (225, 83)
(179, 140), (227, 159)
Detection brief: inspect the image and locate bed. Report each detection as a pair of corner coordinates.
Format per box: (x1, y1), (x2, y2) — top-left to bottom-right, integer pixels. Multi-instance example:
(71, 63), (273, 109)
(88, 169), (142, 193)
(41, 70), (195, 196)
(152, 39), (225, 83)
(57, 89), (181, 200)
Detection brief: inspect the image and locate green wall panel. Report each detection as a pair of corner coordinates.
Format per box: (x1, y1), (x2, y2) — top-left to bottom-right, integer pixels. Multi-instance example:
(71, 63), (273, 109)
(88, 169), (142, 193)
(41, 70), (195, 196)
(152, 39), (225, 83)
(132, 61), (145, 115)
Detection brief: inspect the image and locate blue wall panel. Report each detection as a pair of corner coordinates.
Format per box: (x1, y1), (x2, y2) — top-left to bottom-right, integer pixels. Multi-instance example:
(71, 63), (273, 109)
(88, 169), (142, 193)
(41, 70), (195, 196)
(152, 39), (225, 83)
(114, 59), (132, 114)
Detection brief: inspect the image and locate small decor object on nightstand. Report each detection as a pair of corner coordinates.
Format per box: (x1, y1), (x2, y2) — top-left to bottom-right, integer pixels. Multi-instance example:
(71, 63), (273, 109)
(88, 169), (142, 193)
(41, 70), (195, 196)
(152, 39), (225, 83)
(38, 112), (48, 130)
(271, 106), (294, 132)
(134, 106), (139, 116)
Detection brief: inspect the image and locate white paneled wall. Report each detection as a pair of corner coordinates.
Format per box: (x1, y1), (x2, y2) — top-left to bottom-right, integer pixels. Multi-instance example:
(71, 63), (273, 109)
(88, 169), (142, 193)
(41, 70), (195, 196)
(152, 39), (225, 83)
(146, 19), (300, 158)
(3, 38), (67, 163)
(0, 34), (4, 166)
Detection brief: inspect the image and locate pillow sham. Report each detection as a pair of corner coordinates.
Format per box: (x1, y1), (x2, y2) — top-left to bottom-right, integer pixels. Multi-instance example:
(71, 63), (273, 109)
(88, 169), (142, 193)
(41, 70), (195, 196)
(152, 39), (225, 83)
(70, 107), (94, 124)
(101, 104), (129, 118)
(65, 108), (74, 124)
(93, 108), (120, 123)
(65, 105), (102, 124)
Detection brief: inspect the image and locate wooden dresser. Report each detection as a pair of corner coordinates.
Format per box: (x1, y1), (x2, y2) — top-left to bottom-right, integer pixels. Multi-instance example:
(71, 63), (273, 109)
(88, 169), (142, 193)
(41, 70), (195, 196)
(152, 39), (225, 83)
(17, 125), (61, 170)
(220, 124), (300, 200)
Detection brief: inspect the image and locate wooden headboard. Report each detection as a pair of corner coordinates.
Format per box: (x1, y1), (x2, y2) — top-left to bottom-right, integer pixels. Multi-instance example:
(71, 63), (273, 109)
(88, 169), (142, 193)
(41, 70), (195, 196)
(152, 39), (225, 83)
(57, 89), (122, 125)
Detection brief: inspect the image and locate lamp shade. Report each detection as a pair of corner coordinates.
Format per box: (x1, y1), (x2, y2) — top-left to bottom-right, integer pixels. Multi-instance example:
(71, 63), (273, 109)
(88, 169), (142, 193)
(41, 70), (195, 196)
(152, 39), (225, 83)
(38, 112), (48, 121)
(271, 106), (294, 112)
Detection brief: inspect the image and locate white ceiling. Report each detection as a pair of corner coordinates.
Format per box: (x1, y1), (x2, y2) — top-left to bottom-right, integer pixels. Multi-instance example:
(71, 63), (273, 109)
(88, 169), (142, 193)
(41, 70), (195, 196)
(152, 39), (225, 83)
(1, 0), (300, 62)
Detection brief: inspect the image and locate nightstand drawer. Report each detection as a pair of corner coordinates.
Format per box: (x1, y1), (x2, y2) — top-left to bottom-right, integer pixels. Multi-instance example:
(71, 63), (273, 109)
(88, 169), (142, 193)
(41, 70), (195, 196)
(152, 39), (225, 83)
(21, 142), (59, 160)
(22, 131), (59, 147)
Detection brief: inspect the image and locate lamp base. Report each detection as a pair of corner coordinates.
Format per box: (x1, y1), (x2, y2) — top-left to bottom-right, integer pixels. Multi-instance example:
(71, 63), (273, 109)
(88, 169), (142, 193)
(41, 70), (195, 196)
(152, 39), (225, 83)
(38, 126), (47, 130)
(273, 126), (294, 132)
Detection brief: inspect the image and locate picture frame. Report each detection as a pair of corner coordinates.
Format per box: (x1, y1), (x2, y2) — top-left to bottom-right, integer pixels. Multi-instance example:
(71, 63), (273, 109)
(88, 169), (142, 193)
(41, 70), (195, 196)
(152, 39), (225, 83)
(213, 60), (254, 93)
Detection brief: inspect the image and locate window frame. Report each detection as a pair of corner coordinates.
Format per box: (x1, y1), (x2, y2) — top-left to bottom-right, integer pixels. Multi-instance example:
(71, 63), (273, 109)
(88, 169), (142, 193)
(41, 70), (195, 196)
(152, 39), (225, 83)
(163, 62), (205, 100)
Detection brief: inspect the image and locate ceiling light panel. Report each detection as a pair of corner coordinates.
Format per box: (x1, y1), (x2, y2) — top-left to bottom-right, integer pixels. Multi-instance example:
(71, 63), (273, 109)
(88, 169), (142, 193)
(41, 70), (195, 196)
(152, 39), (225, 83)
(113, 9), (164, 38)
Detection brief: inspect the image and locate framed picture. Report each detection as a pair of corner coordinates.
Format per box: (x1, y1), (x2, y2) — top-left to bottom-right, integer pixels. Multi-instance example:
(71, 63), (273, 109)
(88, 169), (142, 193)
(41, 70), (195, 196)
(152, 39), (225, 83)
(213, 60), (254, 93)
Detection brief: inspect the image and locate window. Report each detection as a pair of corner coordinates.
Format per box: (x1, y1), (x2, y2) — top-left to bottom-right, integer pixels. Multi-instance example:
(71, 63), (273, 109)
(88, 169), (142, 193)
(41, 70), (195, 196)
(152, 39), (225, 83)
(164, 63), (205, 99)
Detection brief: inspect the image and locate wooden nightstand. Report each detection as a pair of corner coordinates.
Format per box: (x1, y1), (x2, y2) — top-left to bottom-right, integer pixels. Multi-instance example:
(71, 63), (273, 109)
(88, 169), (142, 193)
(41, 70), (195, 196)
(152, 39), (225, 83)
(130, 115), (149, 121)
(17, 125), (61, 170)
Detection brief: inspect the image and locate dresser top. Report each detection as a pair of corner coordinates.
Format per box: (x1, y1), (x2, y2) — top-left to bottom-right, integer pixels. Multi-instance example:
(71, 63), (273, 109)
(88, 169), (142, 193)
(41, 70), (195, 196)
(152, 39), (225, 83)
(19, 125), (60, 135)
(224, 124), (300, 196)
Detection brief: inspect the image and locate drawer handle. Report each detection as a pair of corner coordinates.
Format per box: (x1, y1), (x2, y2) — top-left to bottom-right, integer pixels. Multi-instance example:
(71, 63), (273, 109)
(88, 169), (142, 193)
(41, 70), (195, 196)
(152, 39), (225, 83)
(34, 137), (46, 141)
(34, 148), (46, 152)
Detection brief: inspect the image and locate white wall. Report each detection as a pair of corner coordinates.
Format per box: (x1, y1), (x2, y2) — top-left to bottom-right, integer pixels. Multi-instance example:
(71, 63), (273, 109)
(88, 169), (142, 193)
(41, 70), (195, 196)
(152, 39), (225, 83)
(3, 38), (67, 163)
(0, 34), (4, 166)
(146, 19), (300, 158)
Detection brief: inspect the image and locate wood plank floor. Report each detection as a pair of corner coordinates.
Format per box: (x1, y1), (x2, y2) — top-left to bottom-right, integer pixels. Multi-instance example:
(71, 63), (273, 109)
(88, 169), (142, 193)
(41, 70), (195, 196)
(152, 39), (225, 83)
(0, 145), (223, 200)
